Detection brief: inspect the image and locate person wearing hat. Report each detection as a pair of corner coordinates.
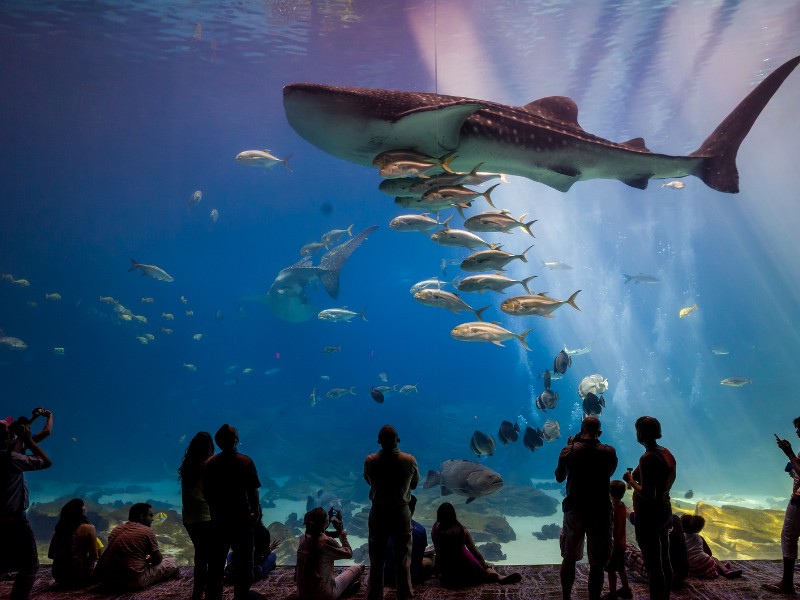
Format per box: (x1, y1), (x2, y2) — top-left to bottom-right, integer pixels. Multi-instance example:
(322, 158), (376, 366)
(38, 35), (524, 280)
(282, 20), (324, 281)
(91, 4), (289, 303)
(0, 417), (53, 599)
(363, 425), (419, 600)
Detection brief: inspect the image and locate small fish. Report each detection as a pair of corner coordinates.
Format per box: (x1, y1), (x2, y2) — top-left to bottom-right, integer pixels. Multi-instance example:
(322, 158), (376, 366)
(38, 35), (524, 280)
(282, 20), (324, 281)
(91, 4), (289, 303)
(711, 346), (729, 356)
(379, 372), (388, 382)
(399, 384), (419, 395)
(300, 241), (327, 256)
(144, 333), (155, 341)
(132, 315), (147, 323)
(523, 427), (545, 452)
(320, 375), (330, 380)
(189, 190), (203, 206)
(553, 350), (572, 374)
(541, 260), (572, 270)
(389, 213), (445, 233)
(11, 278), (30, 287)
(161, 327), (173, 334)
(209, 208), (219, 224)
(129, 259), (174, 282)
(323, 346), (342, 354)
(583, 392), (605, 417)
(264, 368), (280, 376)
(71, 436), (77, 443)
(500, 291), (581, 318)
(236, 149), (293, 171)
(179, 434), (187, 444)
(374, 385), (397, 395)
(461, 246), (534, 272)
(321, 225), (353, 246)
(151, 511), (168, 527)
(684, 489), (694, 499)
(498, 420), (520, 444)
(180, 296), (188, 304)
(192, 333), (204, 341)
(118, 314), (132, 321)
(53, 347), (65, 356)
(543, 369), (552, 390)
(563, 344), (592, 356)
(45, 293), (61, 300)
(463, 210), (536, 237)
(430, 224), (498, 250)
(661, 180), (686, 189)
(182, 363), (197, 372)
(135, 336), (149, 345)
(215, 309), (224, 321)
(318, 308), (367, 322)
(535, 388), (558, 411)
(450, 321), (531, 350)
(185, 310), (194, 317)
(679, 304), (699, 318)
(470, 430), (496, 457)
(410, 277), (451, 295)
(623, 273), (660, 284)
(98, 296), (118, 304)
(720, 377), (752, 387)
(326, 386), (356, 399)
(309, 388), (317, 407)
(413, 289), (489, 321)
(141, 297), (154, 303)
(0, 336), (28, 350)
(422, 183), (500, 209)
(162, 313), (175, 320)
(541, 420), (561, 442)
(457, 273), (536, 295)
(370, 387), (385, 404)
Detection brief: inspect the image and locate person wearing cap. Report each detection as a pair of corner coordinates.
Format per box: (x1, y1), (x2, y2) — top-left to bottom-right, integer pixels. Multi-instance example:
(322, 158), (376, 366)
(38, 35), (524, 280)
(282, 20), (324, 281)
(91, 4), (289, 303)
(622, 416), (676, 600)
(0, 417), (53, 600)
(202, 424), (261, 600)
(363, 425), (419, 600)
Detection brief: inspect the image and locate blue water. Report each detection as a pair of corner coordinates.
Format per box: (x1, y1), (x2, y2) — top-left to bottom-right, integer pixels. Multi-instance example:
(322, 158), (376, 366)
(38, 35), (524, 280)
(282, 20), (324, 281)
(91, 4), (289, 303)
(1, 0), (799, 520)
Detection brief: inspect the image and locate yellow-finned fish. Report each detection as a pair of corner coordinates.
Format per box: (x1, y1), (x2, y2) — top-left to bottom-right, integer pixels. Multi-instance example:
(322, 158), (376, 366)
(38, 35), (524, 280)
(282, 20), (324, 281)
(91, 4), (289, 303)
(679, 304), (698, 318)
(151, 511), (168, 527)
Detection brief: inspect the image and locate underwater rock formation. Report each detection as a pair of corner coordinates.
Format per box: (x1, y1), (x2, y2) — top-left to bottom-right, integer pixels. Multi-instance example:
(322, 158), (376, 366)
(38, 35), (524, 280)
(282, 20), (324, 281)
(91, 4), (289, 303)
(477, 542), (507, 561)
(533, 523), (562, 540)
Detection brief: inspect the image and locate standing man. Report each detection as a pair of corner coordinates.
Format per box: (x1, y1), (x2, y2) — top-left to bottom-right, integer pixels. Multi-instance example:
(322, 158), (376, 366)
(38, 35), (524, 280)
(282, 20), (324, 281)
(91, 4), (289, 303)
(202, 424), (261, 600)
(99, 502), (179, 591)
(555, 416), (618, 600)
(0, 418), (53, 600)
(364, 425), (419, 600)
(763, 416), (800, 595)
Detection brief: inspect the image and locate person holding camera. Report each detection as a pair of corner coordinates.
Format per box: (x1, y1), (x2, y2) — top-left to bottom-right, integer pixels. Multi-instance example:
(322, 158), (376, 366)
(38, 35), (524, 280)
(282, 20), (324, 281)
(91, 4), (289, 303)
(9, 408), (53, 453)
(762, 417), (800, 595)
(295, 506), (364, 600)
(0, 416), (53, 600)
(555, 416), (618, 600)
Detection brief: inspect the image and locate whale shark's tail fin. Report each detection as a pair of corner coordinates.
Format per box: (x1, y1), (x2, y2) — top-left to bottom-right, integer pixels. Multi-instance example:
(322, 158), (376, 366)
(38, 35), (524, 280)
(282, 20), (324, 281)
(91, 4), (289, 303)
(319, 225), (379, 298)
(691, 55), (799, 193)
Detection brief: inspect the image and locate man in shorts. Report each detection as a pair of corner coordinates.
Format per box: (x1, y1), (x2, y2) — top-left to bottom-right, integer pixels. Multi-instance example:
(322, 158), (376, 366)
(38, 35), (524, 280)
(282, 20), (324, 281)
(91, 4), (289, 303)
(555, 416), (618, 600)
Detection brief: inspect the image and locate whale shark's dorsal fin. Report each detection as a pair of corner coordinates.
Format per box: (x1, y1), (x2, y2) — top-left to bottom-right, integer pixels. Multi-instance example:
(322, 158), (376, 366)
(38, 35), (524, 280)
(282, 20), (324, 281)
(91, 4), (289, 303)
(620, 137), (651, 152)
(392, 102), (486, 152)
(523, 96), (582, 130)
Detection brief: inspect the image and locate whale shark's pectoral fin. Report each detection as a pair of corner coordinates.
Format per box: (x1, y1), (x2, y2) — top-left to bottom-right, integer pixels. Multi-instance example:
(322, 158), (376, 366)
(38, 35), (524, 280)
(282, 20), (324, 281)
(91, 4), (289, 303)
(390, 102), (487, 153)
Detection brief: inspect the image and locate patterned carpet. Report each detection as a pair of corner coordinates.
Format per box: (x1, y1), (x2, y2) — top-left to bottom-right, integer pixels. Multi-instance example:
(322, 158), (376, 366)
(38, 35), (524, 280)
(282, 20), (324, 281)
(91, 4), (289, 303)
(1, 561), (792, 599)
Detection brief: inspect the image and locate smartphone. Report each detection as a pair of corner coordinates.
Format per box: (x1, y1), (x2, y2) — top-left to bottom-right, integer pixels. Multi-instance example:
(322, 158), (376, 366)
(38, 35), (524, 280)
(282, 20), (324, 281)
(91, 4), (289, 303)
(775, 433), (783, 442)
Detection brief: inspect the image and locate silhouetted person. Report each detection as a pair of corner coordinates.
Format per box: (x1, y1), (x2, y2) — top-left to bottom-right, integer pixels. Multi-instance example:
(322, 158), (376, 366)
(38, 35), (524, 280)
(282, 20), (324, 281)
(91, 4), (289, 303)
(432, 501), (521, 587)
(623, 416), (676, 600)
(225, 518), (281, 583)
(363, 425), (419, 600)
(202, 424), (261, 600)
(763, 416), (800, 595)
(0, 418), (53, 600)
(296, 507), (363, 599)
(555, 416), (618, 600)
(605, 480), (632, 599)
(9, 408), (52, 453)
(48, 498), (100, 588)
(179, 431), (215, 600)
(99, 502), (179, 591)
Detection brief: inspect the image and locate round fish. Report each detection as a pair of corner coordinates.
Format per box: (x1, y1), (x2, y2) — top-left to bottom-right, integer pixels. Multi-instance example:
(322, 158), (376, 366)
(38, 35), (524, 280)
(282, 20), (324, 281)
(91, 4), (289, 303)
(553, 350), (572, 374)
(469, 430), (496, 457)
(370, 387), (385, 404)
(535, 388), (558, 411)
(541, 420), (561, 442)
(582, 392), (605, 417)
(523, 427), (545, 452)
(498, 420), (520, 444)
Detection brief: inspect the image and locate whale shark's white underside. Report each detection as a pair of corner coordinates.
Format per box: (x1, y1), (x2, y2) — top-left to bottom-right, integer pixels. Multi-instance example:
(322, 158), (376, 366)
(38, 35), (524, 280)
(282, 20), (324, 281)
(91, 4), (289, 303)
(283, 55), (799, 194)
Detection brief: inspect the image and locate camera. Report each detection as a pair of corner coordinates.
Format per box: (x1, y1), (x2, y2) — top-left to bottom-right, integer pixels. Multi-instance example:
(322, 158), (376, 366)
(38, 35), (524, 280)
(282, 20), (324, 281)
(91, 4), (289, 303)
(328, 507), (340, 520)
(32, 407), (47, 417)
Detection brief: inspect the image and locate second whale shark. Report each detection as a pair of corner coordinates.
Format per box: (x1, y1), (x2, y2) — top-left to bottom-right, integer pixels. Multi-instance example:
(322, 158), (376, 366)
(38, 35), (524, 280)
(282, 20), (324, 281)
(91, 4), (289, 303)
(283, 55), (799, 194)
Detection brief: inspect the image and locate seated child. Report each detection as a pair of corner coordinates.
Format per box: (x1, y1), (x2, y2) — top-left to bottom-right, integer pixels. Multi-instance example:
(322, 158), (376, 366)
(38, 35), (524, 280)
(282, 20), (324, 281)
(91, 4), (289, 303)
(680, 514), (741, 579)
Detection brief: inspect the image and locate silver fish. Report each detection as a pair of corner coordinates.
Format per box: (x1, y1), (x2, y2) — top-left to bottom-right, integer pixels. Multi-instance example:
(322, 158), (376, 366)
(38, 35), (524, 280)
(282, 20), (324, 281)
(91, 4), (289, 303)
(430, 225), (496, 250)
(461, 245), (534, 272)
(457, 273), (536, 294)
(541, 260), (572, 270)
(464, 210), (536, 237)
(236, 149), (293, 171)
(500, 291), (581, 318)
(450, 321), (531, 350)
(623, 272), (659, 284)
(317, 307), (366, 322)
(321, 225), (353, 246)
(326, 386), (356, 399)
(720, 377), (752, 387)
(390, 213), (446, 233)
(421, 183), (499, 209)
(413, 289), (488, 320)
(128, 259), (174, 282)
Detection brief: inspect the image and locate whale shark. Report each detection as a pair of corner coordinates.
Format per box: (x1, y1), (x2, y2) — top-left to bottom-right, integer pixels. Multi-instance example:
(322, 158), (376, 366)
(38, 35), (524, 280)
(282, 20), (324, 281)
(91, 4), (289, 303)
(283, 55), (799, 194)
(266, 225), (378, 322)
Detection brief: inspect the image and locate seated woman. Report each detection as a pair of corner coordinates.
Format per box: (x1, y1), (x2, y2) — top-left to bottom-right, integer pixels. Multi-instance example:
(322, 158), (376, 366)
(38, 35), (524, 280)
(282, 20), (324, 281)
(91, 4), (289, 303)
(47, 498), (100, 587)
(681, 515), (741, 579)
(295, 507), (363, 600)
(431, 502), (521, 588)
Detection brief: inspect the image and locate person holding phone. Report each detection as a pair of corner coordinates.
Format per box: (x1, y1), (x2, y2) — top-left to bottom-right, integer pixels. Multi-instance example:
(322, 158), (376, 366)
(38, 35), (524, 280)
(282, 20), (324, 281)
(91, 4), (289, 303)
(763, 417), (800, 595)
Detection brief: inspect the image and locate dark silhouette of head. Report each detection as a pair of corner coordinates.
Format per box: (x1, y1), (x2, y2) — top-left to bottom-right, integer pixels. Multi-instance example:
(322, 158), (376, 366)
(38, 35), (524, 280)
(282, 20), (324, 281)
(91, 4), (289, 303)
(581, 416), (601, 438)
(129, 502), (153, 524)
(55, 498), (89, 535)
(436, 502), (458, 528)
(409, 494), (417, 516)
(179, 431), (214, 482)
(609, 480), (626, 500)
(377, 424), (399, 449)
(215, 424), (239, 452)
(680, 514), (706, 534)
(635, 416), (662, 441)
(304, 507), (328, 535)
